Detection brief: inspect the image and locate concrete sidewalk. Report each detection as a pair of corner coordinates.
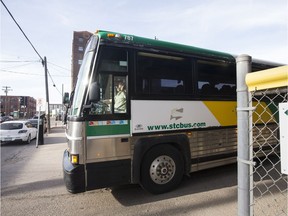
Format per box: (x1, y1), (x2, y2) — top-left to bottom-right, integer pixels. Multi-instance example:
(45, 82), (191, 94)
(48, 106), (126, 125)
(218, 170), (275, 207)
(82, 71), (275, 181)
(1, 126), (67, 190)
(42, 126), (66, 144)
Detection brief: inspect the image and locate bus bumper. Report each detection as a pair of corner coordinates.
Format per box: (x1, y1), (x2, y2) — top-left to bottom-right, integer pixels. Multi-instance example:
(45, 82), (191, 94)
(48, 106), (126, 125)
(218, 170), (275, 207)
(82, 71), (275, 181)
(63, 149), (86, 193)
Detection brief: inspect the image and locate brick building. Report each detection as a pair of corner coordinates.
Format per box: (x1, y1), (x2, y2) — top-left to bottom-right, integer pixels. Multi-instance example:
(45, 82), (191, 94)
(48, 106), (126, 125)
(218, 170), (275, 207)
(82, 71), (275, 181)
(0, 95), (36, 118)
(71, 31), (92, 90)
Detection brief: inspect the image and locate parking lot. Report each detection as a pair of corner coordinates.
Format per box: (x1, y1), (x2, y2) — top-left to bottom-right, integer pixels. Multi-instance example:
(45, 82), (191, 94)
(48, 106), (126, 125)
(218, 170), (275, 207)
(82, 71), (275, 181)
(1, 126), (238, 216)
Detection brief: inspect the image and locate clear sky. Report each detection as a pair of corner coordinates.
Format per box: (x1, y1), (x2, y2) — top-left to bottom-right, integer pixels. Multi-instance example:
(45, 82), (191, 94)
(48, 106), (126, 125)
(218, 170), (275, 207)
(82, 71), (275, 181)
(0, 0), (287, 105)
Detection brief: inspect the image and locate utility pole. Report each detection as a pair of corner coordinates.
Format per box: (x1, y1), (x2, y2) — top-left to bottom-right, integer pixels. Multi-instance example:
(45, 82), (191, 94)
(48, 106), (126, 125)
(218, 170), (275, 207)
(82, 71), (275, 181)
(44, 56), (51, 133)
(62, 84), (64, 119)
(2, 86), (12, 115)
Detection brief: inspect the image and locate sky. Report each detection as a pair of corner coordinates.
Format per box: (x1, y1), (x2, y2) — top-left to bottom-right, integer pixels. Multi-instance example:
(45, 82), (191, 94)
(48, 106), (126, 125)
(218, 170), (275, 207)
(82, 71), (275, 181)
(0, 0), (287, 105)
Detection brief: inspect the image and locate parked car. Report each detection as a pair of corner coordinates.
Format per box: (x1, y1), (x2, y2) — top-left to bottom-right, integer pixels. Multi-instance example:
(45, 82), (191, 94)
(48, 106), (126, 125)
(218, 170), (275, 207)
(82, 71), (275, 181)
(0, 116), (13, 123)
(0, 120), (37, 144)
(28, 118), (47, 133)
(31, 114), (47, 132)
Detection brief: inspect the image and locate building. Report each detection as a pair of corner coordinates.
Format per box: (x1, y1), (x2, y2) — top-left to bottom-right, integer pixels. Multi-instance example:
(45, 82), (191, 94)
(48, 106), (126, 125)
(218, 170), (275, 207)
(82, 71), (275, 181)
(0, 95), (36, 118)
(71, 31), (92, 90)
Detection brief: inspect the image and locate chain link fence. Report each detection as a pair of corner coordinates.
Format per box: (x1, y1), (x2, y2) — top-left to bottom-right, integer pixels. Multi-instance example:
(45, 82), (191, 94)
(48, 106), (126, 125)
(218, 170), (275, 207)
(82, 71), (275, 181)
(237, 55), (287, 216)
(250, 87), (287, 216)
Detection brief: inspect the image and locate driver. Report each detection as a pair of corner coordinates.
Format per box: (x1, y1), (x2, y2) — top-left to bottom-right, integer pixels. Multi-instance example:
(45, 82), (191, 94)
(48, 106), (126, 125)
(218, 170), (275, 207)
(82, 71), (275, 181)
(114, 82), (126, 113)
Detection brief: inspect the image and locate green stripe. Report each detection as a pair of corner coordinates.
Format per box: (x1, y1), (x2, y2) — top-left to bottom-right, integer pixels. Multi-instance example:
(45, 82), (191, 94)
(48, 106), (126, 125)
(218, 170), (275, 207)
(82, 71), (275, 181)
(267, 101), (280, 122)
(97, 30), (235, 62)
(86, 120), (130, 136)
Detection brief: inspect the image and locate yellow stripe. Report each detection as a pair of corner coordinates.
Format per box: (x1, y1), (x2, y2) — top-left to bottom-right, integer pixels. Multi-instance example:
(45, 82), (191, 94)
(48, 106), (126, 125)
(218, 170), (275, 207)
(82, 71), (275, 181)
(203, 101), (237, 126)
(203, 101), (275, 126)
(252, 102), (275, 124)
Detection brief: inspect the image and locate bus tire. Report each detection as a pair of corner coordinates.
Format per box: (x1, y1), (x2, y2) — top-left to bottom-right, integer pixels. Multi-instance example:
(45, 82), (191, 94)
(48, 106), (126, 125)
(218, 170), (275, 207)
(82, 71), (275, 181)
(140, 144), (184, 194)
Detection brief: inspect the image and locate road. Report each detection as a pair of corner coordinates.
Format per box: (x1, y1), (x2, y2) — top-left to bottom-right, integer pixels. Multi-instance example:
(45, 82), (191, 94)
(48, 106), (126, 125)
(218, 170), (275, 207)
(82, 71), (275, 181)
(1, 127), (238, 216)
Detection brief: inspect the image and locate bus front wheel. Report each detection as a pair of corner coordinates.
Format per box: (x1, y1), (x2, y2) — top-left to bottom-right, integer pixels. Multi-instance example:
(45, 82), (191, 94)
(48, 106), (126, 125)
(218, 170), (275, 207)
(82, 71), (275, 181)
(140, 144), (184, 194)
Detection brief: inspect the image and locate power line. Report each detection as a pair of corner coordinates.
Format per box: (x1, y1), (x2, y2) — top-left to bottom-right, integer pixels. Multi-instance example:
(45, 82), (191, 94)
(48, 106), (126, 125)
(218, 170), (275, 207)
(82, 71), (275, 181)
(47, 69), (63, 96)
(1, 59), (70, 76)
(47, 63), (70, 76)
(0, 1), (58, 132)
(2, 86), (12, 95)
(47, 61), (70, 71)
(0, 60), (40, 63)
(1, 62), (37, 70)
(0, 0), (44, 63)
(0, 69), (43, 76)
(0, 69), (71, 77)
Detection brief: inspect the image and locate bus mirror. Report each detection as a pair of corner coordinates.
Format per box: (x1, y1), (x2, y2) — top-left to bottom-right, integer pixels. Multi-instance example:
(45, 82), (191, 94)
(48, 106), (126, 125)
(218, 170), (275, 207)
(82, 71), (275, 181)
(89, 82), (100, 102)
(63, 92), (70, 105)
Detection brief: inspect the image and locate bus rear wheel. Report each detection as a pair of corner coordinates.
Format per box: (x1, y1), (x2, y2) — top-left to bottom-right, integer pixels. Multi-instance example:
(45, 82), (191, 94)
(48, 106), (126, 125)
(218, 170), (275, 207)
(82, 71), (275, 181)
(140, 144), (184, 194)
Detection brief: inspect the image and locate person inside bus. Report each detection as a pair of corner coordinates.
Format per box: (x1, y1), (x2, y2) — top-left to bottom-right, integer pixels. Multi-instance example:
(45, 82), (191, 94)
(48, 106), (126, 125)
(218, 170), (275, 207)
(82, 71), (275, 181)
(114, 81), (126, 113)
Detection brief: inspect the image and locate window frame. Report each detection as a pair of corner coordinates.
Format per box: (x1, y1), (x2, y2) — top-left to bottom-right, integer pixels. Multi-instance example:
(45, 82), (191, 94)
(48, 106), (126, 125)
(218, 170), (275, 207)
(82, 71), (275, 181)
(86, 45), (130, 121)
(195, 58), (236, 99)
(132, 49), (236, 101)
(134, 50), (193, 99)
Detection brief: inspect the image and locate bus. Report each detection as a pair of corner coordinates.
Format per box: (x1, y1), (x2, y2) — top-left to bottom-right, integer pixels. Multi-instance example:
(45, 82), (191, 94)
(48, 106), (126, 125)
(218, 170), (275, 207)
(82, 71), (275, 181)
(63, 30), (280, 194)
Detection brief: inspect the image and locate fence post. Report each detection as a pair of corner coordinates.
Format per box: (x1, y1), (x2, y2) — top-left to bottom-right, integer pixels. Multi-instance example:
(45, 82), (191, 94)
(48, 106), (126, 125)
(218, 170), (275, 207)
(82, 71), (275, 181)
(236, 54), (252, 216)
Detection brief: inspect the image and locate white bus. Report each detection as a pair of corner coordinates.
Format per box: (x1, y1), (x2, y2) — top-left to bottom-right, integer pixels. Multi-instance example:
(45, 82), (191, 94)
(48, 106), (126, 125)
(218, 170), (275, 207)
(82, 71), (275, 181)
(63, 30), (279, 194)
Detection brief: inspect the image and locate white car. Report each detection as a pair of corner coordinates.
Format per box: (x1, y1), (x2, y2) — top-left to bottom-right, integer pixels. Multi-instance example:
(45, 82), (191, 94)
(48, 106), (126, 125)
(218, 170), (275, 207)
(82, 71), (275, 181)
(0, 120), (37, 144)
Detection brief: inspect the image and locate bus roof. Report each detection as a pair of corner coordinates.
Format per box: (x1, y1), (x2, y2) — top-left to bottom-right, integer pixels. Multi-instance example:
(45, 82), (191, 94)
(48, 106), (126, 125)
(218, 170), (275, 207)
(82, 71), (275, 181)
(95, 30), (235, 62)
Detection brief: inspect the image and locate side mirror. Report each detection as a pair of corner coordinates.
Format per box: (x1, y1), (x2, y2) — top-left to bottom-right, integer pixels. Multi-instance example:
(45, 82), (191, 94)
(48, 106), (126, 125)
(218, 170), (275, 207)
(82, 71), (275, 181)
(63, 92), (70, 105)
(89, 82), (100, 102)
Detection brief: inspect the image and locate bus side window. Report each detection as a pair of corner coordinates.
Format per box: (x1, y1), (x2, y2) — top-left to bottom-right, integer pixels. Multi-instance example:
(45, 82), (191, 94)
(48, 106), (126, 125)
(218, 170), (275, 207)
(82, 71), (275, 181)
(136, 52), (192, 96)
(197, 59), (236, 97)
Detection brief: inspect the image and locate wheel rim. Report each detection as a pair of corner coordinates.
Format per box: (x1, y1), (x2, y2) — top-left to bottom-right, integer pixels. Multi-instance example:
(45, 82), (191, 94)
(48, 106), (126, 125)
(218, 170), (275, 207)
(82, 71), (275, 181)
(149, 155), (176, 185)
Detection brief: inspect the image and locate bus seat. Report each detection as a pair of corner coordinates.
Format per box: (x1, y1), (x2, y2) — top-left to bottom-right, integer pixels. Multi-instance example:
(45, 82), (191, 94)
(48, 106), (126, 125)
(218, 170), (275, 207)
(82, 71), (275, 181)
(201, 84), (218, 95)
(175, 85), (184, 94)
(219, 85), (233, 95)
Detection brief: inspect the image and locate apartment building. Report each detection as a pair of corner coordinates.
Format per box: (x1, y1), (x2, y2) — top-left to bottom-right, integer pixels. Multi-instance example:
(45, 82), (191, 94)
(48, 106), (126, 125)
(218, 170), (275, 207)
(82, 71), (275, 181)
(71, 31), (93, 90)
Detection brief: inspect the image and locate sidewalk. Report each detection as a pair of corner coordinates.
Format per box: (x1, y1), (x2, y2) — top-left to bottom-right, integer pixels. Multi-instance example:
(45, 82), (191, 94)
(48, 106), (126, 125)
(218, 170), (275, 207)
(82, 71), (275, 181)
(39, 125), (66, 145)
(49, 119), (65, 130)
(47, 125), (66, 136)
(1, 124), (67, 191)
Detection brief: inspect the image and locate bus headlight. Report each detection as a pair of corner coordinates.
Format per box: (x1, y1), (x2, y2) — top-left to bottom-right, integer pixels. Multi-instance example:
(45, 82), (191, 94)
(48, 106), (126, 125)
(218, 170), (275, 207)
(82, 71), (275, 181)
(71, 154), (79, 164)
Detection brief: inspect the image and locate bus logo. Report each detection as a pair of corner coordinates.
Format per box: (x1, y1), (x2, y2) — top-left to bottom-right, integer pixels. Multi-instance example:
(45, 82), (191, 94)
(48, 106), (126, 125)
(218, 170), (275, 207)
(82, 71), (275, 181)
(134, 124), (144, 131)
(170, 108), (183, 121)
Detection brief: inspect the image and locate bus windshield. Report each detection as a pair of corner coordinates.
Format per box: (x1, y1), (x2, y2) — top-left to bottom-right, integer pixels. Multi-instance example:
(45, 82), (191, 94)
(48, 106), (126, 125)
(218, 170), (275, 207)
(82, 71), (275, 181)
(70, 35), (98, 116)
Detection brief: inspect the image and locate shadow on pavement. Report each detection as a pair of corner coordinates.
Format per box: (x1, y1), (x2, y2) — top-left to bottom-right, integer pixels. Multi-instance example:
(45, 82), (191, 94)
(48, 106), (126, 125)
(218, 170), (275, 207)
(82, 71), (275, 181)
(47, 126), (66, 134)
(1, 178), (64, 197)
(1, 141), (33, 146)
(42, 136), (67, 145)
(111, 164), (237, 206)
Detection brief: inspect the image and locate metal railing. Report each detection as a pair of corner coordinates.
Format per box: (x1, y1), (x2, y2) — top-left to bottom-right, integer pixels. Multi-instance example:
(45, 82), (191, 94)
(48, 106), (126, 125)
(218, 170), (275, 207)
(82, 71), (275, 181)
(237, 55), (288, 216)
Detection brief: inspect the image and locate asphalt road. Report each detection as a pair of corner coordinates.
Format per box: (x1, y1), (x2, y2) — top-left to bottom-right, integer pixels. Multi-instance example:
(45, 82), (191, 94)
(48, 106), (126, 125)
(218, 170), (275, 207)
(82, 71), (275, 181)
(1, 127), (238, 216)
